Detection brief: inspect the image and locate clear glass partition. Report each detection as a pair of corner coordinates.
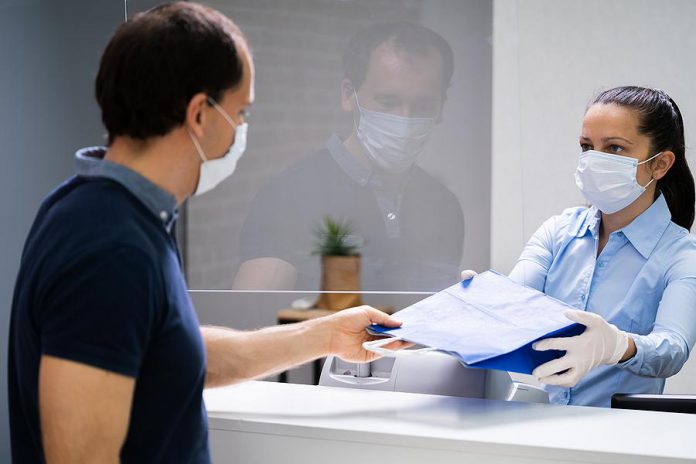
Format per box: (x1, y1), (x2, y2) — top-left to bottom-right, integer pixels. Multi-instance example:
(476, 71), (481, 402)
(124, 0), (696, 387)
(123, 1), (696, 297)
(127, 0), (493, 293)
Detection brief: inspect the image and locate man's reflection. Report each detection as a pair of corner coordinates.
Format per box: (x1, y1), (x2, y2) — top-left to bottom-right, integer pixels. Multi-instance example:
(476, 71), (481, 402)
(234, 22), (464, 292)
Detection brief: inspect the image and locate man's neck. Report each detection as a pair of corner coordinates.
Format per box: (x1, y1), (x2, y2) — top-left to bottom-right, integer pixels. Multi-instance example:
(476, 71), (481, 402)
(104, 131), (198, 204)
(343, 132), (373, 171)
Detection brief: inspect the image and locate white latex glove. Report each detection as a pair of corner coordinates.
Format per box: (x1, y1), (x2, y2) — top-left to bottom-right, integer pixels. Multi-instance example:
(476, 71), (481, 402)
(460, 269), (478, 281)
(532, 310), (630, 388)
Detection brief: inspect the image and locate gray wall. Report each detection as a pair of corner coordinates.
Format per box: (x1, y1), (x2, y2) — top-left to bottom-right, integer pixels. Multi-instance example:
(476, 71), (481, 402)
(0, 1), (123, 459)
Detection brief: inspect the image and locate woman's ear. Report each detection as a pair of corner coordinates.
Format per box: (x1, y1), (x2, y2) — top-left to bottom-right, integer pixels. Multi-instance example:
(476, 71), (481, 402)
(185, 93), (209, 139)
(652, 151), (676, 181)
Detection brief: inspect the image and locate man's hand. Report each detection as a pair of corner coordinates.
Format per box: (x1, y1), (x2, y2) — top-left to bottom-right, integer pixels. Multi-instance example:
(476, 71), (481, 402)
(202, 305), (410, 386)
(324, 306), (410, 363)
(532, 310), (632, 387)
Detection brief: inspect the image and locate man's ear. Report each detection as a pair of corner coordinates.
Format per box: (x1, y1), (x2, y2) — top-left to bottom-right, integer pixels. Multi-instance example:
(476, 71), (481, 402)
(652, 150), (676, 181)
(340, 78), (356, 113)
(185, 93), (209, 138)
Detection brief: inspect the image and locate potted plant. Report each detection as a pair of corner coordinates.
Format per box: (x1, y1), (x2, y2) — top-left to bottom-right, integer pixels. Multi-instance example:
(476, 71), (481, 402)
(313, 216), (362, 310)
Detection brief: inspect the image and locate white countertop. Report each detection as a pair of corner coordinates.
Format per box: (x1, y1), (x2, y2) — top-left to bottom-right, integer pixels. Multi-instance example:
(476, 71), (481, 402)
(204, 381), (696, 463)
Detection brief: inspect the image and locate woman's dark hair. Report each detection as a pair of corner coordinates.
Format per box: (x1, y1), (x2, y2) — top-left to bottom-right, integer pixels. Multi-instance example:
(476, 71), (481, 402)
(592, 86), (695, 230)
(96, 2), (246, 143)
(342, 21), (454, 101)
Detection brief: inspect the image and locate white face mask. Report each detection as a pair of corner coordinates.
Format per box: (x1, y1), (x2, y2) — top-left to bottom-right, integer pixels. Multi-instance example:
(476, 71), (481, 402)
(353, 91), (435, 173)
(188, 97), (248, 196)
(574, 150), (661, 214)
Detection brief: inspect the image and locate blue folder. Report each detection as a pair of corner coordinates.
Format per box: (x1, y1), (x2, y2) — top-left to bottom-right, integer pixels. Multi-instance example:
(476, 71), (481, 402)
(368, 270), (585, 374)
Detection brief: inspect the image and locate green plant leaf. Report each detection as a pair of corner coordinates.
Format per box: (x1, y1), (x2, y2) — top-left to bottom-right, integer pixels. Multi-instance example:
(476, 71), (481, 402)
(312, 215), (361, 256)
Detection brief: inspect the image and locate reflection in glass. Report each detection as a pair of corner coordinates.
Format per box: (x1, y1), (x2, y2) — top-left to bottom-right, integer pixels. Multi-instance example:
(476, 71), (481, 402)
(236, 21), (463, 293)
(127, 1), (493, 292)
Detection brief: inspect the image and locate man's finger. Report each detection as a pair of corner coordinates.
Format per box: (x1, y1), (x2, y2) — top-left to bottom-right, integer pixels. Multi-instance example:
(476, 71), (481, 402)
(460, 269), (478, 281)
(379, 339), (414, 351)
(362, 306), (402, 328)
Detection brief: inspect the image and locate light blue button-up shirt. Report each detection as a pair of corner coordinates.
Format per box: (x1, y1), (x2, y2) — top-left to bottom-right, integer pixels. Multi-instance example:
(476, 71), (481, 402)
(510, 194), (696, 407)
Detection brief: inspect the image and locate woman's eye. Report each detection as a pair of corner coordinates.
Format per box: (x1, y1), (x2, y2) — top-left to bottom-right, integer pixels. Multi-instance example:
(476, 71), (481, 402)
(608, 145), (624, 153)
(580, 143), (592, 152)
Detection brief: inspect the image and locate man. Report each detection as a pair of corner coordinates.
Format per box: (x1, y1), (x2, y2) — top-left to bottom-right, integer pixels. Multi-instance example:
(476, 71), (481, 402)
(7, 3), (404, 463)
(234, 21), (464, 293)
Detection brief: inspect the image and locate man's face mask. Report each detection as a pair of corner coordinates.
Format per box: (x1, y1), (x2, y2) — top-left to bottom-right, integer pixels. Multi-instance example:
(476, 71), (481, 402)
(353, 90), (435, 173)
(188, 97), (248, 196)
(574, 150), (661, 214)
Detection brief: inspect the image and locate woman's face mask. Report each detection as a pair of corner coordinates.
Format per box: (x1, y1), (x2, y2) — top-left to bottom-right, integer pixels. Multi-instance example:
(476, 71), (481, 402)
(353, 91), (435, 173)
(574, 150), (661, 214)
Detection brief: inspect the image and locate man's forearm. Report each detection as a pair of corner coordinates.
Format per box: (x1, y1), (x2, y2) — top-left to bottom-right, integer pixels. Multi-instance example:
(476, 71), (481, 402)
(201, 318), (331, 388)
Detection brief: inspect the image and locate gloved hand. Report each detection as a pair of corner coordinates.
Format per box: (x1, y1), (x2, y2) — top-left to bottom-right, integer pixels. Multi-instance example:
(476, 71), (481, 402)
(532, 310), (630, 387)
(460, 269), (478, 281)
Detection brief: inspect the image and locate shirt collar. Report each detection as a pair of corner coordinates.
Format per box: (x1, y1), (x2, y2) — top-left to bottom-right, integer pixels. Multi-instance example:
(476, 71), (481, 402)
(573, 194), (672, 259)
(620, 194), (672, 259)
(574, 206), (601, 239)
(326, 134), (375, 187)
(75, 146), (178, 232)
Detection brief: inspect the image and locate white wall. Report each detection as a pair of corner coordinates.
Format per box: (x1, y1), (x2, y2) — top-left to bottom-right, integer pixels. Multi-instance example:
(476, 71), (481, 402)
(491, 0), (696, 393)
(492, 0), (696, 271)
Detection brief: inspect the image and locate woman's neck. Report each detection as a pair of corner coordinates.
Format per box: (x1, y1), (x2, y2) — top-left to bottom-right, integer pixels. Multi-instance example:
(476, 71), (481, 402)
(600, 189), (657, 239)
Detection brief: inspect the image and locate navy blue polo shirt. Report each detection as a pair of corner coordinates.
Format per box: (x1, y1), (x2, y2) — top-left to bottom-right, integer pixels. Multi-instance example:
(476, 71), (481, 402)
(8, 147), (210, 463)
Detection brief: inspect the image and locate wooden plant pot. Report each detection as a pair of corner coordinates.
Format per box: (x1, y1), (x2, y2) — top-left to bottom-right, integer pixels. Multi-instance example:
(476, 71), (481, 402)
(316, 255), (362, 310)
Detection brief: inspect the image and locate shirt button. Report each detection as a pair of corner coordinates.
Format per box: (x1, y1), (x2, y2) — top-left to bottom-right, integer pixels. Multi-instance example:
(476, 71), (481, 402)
(387, 213), (397, 220)
(160, 211), (169, 221)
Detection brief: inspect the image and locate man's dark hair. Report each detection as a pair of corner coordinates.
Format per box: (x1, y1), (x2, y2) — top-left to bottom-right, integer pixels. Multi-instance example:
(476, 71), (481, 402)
(96, 1), (246, 143)
(342, 21), (454, 100)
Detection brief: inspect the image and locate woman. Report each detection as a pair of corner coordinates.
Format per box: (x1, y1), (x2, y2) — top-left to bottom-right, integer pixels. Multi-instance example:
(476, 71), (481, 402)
(469, 86), (696, 407)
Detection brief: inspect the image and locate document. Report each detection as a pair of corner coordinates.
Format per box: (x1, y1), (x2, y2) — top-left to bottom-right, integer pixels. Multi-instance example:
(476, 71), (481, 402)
(368, 270), (584, 374)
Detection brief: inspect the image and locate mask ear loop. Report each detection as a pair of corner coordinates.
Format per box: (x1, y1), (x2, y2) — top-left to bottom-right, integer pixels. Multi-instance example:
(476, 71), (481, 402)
(637, 151), (663, 189)
(351, 88), (362, 134)
(637, 151), (663, 165)
(351, 88), (381, 164)
(187, 127), (208, 163)
(207, 97), (237, 128)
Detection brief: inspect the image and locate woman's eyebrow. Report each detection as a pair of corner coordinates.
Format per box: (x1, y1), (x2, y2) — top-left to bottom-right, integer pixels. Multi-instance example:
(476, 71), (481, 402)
(603, 136), (634, 145)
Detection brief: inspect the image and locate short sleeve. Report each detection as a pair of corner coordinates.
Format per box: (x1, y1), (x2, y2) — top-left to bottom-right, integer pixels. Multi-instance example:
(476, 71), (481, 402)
(38, 245), (162, 377)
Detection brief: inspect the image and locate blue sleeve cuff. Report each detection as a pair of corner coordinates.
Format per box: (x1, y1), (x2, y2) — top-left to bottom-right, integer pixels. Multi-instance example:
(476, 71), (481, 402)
(617, 334), (648, 372)
(616, 330), (689, 378)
